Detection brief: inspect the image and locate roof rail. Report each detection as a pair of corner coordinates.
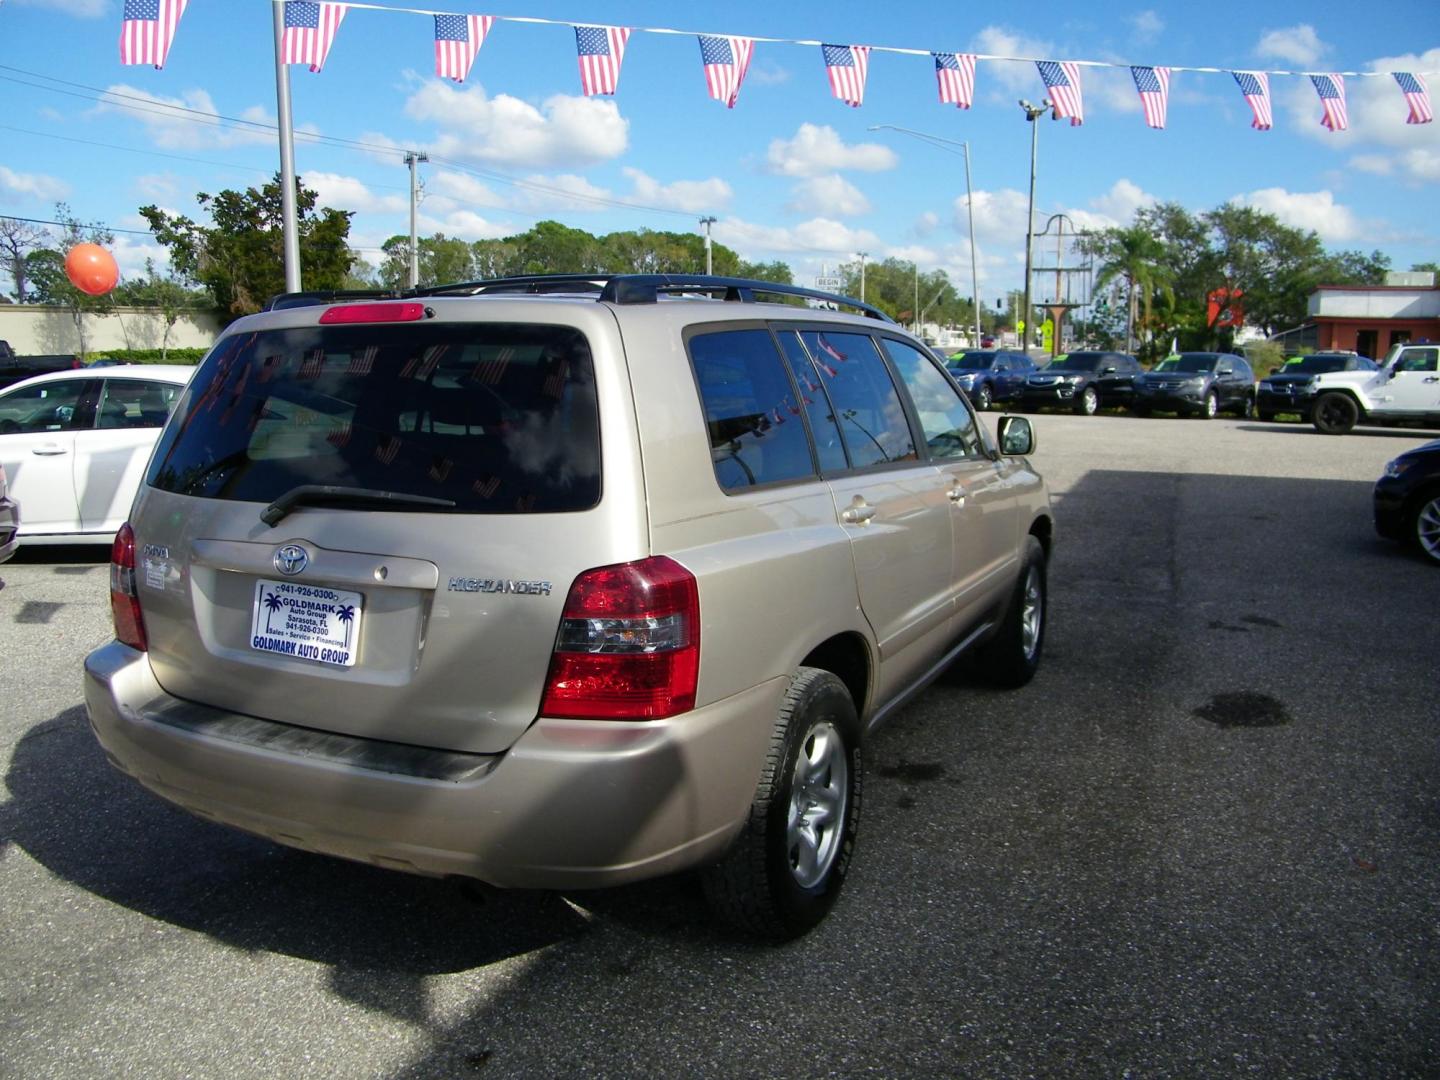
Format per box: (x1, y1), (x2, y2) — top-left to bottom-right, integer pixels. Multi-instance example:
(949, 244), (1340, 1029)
(262, 288), (405, 311)
(264, 274), (895, 323)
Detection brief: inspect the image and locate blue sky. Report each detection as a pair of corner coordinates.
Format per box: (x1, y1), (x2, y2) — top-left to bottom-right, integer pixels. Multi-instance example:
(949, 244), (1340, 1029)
(2, 0), (1437, 305)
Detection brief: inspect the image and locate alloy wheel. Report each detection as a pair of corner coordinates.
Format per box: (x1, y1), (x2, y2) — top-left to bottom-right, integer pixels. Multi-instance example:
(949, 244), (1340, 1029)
(786, 721), (849, 889)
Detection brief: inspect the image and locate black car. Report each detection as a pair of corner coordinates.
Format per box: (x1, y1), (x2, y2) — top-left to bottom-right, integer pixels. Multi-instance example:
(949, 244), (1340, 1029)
(1256, 352), (1377, 422)
(1019, 351), (1141, 415)
(1131, 352), (1255, 418)
(945, 349), (1036, 410)
(1374, 439), (1440, 566)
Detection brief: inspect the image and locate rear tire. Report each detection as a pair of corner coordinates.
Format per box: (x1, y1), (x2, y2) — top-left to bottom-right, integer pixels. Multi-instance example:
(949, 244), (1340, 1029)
(1312, 392), (1359, 435)
(703, 668), (862, 940)
(974, 535), (1047, 688)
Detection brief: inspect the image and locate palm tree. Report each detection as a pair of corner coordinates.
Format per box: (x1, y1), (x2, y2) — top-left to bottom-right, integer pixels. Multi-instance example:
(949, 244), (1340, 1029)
(336, 604), (356, 649)
(1090, 225), (1174, 357)
(262, 591), (283, 633)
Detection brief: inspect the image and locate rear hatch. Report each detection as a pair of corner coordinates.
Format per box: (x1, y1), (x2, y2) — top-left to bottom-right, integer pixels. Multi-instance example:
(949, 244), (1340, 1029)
(132, 306), (642, 755)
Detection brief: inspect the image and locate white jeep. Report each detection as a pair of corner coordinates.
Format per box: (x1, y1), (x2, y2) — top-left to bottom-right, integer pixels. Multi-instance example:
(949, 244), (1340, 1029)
(1310, 343), (1440, 435)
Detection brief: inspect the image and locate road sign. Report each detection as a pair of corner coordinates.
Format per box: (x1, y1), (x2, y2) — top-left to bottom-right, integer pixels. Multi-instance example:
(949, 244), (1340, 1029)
(815, 276), (842, 290)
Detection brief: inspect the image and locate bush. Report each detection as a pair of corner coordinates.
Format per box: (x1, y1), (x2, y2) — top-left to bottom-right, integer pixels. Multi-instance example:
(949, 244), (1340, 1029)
(83, 348), (206, 365)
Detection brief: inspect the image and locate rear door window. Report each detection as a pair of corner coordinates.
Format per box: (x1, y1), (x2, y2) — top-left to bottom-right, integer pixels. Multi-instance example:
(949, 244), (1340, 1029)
(797, 330), (916, 469)
(688, 328), (818, 491)
(147, 322), (600, 513)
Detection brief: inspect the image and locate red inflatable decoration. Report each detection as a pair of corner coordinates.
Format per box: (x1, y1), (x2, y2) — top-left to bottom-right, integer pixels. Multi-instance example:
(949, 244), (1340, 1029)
(64, 244), (120, 297)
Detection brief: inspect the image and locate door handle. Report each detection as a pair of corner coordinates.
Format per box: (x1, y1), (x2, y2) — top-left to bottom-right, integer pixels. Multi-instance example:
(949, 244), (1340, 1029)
(1424, 376), (1439, 383)
(840, 499), (877, 525)
(32, 445), (68, 456)
(947, 487), (966, 507)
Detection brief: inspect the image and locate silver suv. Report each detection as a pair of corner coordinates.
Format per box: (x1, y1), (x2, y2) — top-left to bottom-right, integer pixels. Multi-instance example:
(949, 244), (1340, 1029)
(84, 275), (1054, 939)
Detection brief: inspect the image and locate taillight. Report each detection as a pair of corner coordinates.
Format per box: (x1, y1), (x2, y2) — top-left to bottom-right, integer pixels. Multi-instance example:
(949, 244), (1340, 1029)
(110, 523), (148, 651)
(540, 556), (700, 721)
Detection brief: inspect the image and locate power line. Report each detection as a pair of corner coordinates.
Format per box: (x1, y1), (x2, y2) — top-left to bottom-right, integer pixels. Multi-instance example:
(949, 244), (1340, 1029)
(0, 214), (152, 237)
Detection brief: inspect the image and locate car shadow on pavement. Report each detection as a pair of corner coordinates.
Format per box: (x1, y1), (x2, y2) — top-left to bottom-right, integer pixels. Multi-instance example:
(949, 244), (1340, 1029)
(0, 706), (595, 989)
(1236, 423), (1438, 439)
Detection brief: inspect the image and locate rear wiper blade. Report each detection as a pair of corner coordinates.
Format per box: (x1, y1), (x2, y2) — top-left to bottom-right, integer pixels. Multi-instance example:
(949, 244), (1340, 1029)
(261, 485), (457, 527)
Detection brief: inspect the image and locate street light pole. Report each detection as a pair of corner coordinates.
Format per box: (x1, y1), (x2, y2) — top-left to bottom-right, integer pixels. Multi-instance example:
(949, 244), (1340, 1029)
(1018, 99), (1050, 355)
(698, 215), (717, 275)
(866, 125), (983, 347)
(857, 251), (868, 302)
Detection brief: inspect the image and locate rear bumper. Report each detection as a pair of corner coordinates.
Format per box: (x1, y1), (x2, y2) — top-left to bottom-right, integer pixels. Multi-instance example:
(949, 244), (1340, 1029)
(84, 641), (781, 889)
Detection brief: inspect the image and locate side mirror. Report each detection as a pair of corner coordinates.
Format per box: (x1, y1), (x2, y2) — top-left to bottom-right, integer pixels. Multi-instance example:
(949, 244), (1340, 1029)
(997, 415), (1035, 456)
(1217, 367), (1233, 376)
(1102, 366), (1117, 374)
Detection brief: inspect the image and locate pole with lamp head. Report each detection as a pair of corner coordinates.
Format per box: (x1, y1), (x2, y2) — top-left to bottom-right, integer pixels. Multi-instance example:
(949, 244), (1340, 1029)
(1017, 98), (1050, 353)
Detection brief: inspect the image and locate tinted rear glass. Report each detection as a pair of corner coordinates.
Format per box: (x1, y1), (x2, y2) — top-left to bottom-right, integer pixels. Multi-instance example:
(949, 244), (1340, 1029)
(147, 322), (600, 513)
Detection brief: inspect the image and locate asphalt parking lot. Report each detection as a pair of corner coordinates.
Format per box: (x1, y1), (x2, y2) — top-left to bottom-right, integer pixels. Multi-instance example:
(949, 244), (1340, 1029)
(2, 413), (1436, 1079)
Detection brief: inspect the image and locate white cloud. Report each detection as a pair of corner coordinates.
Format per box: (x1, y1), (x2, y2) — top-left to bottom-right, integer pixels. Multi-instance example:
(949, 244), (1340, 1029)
(1087, 179), (1158, 224)
(714, 217), (882, 259)
(403, 82), (628, 169)
(95, 85), (275, 150)
(9, 0), (108, 15)
(765, 124), (897, 177)
(914, 211), (941, 236)
(305, 173), (408, 216)
(970, 28), (1054, 94)
(112, 235), (168, 286)
(414, 209), (515, 242)
(427, 171), (508, 211)
(1393, 148), (1440, 182)
(0, 166), (69, 202)
(1130, 11), (1164, 44)
(1255, 25), (1329, 66)
(133, 174), (181, 202)
(1231, 188), (1364, 243)
(1348, 154), (1392, 176)
(788, 175), (871, 216)
(621, 168), (731, 213)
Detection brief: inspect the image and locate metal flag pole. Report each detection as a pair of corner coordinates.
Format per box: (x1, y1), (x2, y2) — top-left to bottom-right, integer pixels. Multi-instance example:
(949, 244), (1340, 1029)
(272, 0), (301, 292)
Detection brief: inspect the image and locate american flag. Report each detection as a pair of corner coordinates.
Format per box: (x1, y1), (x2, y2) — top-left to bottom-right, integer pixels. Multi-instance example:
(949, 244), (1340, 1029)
(1310, 74), (1347, 132)
(1037, 61), (1083, 126)
(1130, 66), (1170, 129)
(575, 25), (630, 96)
(1232, 70), (1272, 131)
(1394, 72), (1434, 125)
(822, 44), (870, 108)
(119, 0), (188, 69)
(698, 35), (755, 109)
(282, 2), (349, 73)
(434, 14), (494, 84)
(933, 52), (976, 109)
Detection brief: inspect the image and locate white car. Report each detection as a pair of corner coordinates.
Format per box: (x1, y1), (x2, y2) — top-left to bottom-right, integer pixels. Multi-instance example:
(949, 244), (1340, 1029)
(0, 365), (193, 545)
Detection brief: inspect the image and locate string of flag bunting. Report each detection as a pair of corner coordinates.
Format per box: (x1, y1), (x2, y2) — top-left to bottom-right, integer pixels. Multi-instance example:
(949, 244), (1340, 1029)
(119, 0), (1436, 130)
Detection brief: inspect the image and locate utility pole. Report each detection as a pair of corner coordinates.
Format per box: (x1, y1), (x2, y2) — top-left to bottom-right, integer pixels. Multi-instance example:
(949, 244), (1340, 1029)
(404, 150), (429, 289)
(698, 216), (717, 275)
(857, 251), (868, 302)
(1018, 99), (1050, 354)
(913, 262), (919, 335)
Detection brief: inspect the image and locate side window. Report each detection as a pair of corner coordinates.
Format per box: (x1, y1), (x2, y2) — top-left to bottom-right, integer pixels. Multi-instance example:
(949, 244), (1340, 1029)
(688, 329), (818, 491)
(0, 378), (90, 434)
(97, 379), (184, 429)
(1396, 348), (1438, 373)
(775, 331), (848, 473)
(880, 338), (984, 461)
(798, 331), (916, 469)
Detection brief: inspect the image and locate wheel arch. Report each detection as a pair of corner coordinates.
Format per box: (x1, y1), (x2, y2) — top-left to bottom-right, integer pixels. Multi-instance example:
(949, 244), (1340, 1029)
(799, 632), (871, 722)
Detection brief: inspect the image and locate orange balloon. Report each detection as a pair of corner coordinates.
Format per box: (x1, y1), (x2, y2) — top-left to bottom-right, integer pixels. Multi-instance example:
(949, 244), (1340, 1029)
(65, 243), (120, 297)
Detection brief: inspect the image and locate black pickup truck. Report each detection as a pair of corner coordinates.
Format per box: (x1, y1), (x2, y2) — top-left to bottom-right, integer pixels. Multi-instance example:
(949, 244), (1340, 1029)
(0, 340), (82, 390)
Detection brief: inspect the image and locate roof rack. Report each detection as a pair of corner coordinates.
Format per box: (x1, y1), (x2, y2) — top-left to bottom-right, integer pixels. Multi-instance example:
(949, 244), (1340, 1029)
(265, 274), (894, 322)
(262, 288), (404, 312)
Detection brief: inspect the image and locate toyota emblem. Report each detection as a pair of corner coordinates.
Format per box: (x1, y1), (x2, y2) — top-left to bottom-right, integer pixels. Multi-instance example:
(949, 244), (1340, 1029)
(274, 544), (309, 576)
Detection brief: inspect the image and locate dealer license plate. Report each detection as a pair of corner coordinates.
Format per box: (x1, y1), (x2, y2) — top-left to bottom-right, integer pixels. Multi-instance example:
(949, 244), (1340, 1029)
(250, 579), (363, 667)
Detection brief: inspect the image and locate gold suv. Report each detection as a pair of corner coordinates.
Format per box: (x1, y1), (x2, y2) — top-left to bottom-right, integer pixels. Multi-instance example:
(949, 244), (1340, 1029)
(84, 275), (1054, 940)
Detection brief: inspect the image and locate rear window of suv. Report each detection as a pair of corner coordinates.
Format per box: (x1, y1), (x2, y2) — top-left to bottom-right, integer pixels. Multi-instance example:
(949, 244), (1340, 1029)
(147, 322), (600, 513)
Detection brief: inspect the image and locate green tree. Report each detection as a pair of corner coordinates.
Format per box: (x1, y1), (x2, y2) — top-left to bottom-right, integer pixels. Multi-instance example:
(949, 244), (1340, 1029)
(1084, 223), (1175, 358)
(111, 259), (205, 360)
(140, 174), (352, 320)
(378, 233), (476, 289)
(0, 216), (49, 304)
